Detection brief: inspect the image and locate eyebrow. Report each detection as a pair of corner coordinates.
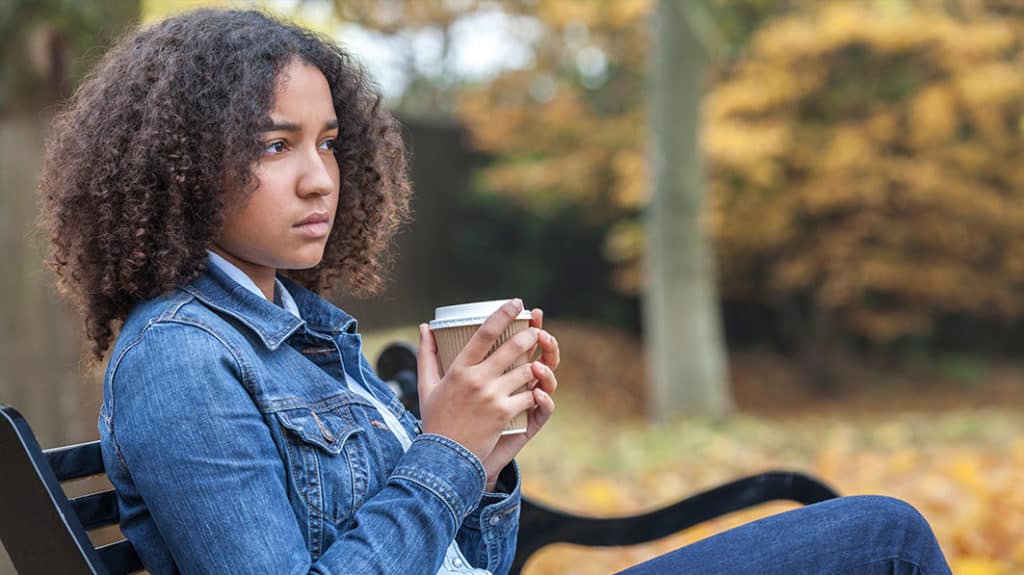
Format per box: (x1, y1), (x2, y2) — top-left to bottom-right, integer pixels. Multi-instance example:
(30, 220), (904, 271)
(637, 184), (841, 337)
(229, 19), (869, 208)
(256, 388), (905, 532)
(263, 119), (339, 133)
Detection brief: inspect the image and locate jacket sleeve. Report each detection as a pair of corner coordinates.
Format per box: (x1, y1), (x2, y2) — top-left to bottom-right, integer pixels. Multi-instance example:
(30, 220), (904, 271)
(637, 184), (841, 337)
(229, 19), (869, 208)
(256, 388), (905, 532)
(107, 321), (486, 575)
(456, 460), (522, 574)
(354, 343), (523, 573)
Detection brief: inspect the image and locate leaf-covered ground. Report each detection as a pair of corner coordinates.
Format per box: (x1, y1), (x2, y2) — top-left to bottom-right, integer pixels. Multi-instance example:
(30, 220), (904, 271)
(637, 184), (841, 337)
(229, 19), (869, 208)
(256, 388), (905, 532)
(362, 321), (1024, 574)
(517, 404), (1022, 574)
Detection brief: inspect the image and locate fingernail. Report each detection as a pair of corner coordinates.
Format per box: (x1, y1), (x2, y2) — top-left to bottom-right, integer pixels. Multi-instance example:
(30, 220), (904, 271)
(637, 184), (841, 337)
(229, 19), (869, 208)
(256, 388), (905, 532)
(514, 298), (523, 311)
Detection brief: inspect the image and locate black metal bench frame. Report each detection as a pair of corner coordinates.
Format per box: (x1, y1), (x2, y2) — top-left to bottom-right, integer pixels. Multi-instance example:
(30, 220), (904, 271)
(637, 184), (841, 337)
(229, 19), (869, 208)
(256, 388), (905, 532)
(1, 343), (839, 575)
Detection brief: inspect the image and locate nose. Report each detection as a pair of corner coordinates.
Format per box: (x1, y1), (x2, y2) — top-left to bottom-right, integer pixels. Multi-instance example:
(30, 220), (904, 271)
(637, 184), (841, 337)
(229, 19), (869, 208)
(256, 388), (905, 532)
(297, 146), (337, 198)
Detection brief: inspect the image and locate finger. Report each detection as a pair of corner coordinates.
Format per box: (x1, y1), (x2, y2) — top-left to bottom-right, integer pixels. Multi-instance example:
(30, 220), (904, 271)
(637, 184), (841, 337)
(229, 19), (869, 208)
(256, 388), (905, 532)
(486, 326), (540, 377)
(530, 361), (557, 395)
(454, 299), (523, 368)
(506, 387), (538, 418)
(417, 324), (442, 395)
(494, 361), (540, 396)
(536, 330), (560, 370)
(529, 308), (543, 330)
(528, 388), (555, 436)
(528, 308), (543, 360)
(534, 388), (555, 418)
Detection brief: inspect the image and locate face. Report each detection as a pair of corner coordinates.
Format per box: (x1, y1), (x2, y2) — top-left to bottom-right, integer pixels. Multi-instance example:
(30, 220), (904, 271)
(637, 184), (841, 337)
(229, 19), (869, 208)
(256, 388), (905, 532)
(213, 58), (340, 284)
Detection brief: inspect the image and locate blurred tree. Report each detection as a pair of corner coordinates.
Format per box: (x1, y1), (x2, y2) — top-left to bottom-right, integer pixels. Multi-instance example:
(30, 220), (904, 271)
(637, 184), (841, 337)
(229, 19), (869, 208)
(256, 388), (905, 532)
(0, 0), (140, 447)
(329, 0), (489, 117)
(142, 0), (231, 22)
(704, 2), (1024, 365)
(456, 0), (798, 222)
(646, 0), (732, 419)
(450, 0), (1024, 389)
(0, 1), (137, 112)
(329, 0), (794, 416)
(454, 0), (792, 416)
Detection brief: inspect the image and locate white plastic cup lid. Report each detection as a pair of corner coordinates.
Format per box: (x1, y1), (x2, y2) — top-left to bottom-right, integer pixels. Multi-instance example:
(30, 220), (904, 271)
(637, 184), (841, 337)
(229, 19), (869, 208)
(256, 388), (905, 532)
(429, 299), (531, 329)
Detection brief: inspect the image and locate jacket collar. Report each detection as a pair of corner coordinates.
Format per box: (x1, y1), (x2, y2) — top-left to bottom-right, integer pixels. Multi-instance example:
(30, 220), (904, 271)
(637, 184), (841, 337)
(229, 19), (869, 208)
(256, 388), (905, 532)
(182, 264), (358, 350)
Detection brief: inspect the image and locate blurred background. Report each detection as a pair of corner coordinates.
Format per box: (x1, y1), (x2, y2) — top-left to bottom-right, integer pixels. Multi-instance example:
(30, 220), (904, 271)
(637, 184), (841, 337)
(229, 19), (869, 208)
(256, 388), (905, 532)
(2, 0), (1023, 573)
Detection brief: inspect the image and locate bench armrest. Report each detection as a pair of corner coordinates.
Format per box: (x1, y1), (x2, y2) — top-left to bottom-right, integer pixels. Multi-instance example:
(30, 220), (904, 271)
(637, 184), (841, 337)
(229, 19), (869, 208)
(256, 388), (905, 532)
(512, 471), (839, 574)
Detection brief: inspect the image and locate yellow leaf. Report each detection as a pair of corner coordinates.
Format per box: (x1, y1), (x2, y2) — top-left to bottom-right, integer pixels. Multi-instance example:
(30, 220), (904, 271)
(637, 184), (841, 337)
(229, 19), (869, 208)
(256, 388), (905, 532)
(950, 557), (1007, 575)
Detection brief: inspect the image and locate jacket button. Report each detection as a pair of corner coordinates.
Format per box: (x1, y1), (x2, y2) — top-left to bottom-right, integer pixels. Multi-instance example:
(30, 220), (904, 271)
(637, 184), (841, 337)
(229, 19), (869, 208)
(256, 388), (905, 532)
(489, 514), (500, 526)
(452, 558), (464, 568)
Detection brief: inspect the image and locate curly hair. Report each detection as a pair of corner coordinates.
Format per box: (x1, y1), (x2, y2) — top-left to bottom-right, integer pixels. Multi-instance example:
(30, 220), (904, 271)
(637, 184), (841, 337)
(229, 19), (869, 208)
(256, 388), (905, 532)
(38, 9), (412, 363)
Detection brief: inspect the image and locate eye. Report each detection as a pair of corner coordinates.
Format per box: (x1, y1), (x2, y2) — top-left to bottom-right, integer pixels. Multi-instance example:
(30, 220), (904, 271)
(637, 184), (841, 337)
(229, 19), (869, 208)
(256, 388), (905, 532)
(319, 138), (337, 151)
(264, 140), (287, 155)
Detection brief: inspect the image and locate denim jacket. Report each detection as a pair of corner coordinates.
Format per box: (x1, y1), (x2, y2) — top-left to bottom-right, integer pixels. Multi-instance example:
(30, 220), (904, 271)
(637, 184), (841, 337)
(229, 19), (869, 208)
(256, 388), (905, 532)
(98, 264), (522, 574)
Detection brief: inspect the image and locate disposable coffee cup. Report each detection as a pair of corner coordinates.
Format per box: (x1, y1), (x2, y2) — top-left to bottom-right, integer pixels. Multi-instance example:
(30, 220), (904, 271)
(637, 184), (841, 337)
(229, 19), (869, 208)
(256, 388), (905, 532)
(429, 300), (533, 435)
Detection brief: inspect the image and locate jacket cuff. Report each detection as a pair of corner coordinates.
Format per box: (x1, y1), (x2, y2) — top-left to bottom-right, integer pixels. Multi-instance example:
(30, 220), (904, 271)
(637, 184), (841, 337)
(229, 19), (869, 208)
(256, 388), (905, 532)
(464, 459), (521, 535)
(390, 433), (487, 526)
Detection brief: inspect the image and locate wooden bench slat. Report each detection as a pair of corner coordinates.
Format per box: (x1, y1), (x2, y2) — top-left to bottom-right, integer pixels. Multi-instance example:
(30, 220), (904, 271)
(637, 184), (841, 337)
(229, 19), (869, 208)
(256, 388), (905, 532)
(96, 540), (145, 575)
(69, 491), (121, 531)
(45, 440), (105, 482)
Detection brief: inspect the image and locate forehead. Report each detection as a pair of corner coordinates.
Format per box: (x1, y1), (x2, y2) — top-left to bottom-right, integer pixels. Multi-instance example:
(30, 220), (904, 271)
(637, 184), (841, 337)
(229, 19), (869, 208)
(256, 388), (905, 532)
(271, 59), (335, 119)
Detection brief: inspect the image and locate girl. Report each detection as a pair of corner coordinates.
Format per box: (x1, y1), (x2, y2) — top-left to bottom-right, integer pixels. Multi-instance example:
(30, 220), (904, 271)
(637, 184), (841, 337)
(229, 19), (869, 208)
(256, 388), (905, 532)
(40, 8), (950, 575)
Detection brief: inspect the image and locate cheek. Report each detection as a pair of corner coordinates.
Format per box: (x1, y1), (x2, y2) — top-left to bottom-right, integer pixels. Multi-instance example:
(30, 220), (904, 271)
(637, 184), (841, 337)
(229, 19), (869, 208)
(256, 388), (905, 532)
(218, 207), (260, 248)
(222, 190), (277, 240)
(328, 162), (341, 210)
(328, 158), (341, 186)
(218, 199), (250, 236)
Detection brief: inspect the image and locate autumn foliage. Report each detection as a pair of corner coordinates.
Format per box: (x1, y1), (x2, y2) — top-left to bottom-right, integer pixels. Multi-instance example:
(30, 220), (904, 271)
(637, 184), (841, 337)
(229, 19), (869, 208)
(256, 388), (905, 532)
(458, 0), (1024, 344)
(707, 3), (1024, 343)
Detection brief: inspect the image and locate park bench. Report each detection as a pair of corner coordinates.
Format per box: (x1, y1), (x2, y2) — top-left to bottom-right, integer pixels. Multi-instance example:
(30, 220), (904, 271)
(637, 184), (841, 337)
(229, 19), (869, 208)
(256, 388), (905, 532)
(1, 342), (839, 575)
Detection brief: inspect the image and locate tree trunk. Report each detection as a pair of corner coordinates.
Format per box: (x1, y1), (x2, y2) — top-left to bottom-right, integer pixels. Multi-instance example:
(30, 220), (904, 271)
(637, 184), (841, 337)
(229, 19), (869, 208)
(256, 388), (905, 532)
(644, 0), (733, 420)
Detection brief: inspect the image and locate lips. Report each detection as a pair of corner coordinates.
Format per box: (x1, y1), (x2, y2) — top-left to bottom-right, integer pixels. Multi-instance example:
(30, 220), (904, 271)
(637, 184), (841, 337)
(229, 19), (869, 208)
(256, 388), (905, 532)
(293, 212), (331, 238)
(294, 212), (330, 227)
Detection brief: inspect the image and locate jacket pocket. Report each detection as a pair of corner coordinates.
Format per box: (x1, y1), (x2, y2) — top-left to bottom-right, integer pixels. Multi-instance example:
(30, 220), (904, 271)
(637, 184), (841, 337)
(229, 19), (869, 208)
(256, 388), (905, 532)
(274, 402), (368, 525)
(275, 406), (360, 454)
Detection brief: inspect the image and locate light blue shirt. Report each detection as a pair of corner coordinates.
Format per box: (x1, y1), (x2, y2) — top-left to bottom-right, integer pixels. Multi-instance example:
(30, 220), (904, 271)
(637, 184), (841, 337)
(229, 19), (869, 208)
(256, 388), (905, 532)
(206, 250), (301, 317)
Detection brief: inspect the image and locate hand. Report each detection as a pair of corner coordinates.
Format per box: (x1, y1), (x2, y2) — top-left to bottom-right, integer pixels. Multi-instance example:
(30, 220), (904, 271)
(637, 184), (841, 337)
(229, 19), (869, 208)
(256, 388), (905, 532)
(480, 307), (560, 491)
(417, 299), (554, 466)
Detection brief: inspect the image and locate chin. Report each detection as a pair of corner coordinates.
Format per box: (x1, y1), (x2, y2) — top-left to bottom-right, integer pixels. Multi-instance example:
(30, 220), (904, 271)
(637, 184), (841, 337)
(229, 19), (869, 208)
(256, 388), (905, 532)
(287, 250), (327, 271)
(287, 259), (324, 271)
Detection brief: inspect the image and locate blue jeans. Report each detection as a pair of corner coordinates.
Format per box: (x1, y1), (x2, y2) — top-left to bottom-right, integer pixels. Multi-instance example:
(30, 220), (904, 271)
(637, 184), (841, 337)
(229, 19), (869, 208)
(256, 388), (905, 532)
(616, 496), (951, 575)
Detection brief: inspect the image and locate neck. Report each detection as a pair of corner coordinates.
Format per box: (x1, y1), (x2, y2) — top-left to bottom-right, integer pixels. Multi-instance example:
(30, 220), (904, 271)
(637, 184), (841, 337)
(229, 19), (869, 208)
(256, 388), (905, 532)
(209, 245), (276, 301)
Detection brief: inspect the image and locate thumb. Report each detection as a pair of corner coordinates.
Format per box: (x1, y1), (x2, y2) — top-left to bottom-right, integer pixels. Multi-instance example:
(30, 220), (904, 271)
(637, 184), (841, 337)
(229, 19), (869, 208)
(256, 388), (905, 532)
(417, 324), (443, 395)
